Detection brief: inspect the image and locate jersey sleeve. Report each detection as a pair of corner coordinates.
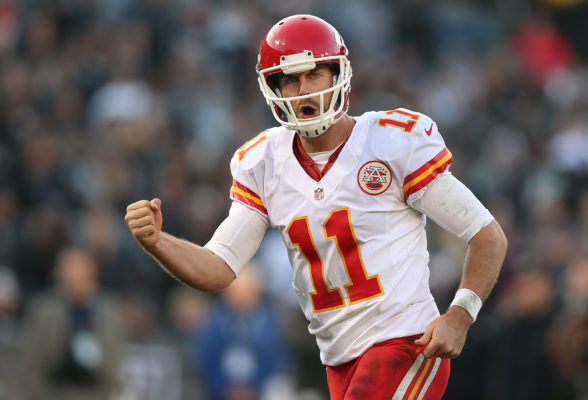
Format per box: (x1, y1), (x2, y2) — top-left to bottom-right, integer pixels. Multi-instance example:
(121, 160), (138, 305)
(396, 109), (453, 204)
(204, 201), (269, 275)
(411, 171), (494, 242)
(228, 129), (271, 217)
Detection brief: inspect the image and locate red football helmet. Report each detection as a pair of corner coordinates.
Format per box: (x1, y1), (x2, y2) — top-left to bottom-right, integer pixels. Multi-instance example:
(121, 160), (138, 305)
(256, 15), (352, 137)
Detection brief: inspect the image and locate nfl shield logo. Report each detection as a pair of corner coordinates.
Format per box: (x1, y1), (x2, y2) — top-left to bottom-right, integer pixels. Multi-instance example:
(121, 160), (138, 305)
(314, 187), (324, 200)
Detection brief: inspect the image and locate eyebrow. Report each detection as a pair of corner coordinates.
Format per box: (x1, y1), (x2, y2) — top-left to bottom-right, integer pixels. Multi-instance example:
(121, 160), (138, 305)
(274, 65), (329, 89)
(280, 65), (325, 80)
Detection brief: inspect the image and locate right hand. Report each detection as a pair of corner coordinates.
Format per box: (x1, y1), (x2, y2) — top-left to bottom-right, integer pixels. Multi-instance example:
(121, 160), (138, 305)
(125, 198), (162, 249)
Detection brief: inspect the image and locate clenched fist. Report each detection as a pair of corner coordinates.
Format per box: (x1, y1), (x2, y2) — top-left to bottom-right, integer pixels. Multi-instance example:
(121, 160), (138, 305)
(125, 198), (162, 249)
(414, 306), (472, 359)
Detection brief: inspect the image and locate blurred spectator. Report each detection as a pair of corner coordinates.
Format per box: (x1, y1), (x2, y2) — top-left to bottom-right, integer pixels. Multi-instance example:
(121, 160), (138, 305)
(542, 0), (588, 61)
(0, 265), (22, 400)
(0, 189), (18, 267)
(192, 262), (293, 400)
(165, 285), (211, 399)
(15, 205), (69, 297)
(511, 9), (575, 85)
(115, 293), (183, 400)
(548, 256), (588, 399)
(20, 246), (124, 400)
(253, 228), (297, 309)
(547, 103), (588, 179)
(578, 190), (588, 252)
(0, 0), (18, 53)
(485, 261), (575, 399)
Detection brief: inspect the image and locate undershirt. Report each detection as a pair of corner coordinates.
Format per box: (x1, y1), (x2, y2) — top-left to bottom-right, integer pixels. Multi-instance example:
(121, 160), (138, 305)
(309, 148), (337, 170)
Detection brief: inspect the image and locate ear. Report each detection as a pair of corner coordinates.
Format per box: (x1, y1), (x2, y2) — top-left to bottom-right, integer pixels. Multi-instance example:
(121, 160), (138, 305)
(326, 63), (340, 82)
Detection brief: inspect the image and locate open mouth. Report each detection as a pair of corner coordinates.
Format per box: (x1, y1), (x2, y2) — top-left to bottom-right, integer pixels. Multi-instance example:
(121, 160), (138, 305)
(299, 104), (318, 119)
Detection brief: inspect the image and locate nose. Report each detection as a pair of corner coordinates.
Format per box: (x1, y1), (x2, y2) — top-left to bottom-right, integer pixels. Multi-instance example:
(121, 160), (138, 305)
(298, 75), (311, 96)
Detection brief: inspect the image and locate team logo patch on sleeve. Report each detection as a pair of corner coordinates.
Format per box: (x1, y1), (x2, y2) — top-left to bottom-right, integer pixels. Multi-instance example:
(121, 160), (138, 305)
(357, 161), (392, 195)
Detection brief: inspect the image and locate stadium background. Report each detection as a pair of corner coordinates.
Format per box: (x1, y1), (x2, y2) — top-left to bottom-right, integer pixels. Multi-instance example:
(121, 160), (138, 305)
(0, 0), (587, 399)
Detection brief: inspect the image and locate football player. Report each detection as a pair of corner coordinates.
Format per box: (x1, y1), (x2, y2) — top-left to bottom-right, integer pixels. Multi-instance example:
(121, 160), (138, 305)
(125, 15), (507, 400)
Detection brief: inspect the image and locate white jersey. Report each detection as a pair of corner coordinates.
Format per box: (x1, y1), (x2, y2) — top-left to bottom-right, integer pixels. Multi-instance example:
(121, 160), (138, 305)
(229, 109), (453, 366)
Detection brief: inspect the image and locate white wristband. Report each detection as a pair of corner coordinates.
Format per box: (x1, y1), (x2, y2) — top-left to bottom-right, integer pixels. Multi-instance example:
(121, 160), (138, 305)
(450, 288), (483, 322)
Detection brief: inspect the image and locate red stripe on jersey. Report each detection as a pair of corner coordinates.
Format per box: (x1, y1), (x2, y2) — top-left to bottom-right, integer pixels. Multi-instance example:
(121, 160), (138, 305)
(403, 148), (452, 201)
(230, 180), (267, 215)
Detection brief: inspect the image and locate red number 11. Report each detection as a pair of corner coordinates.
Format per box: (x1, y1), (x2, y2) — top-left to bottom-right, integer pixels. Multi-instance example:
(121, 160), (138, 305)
(287, 208), (384, 313)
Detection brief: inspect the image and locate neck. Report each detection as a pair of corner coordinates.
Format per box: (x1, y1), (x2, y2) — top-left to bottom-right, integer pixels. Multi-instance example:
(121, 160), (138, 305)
(298, 114), (355, 153)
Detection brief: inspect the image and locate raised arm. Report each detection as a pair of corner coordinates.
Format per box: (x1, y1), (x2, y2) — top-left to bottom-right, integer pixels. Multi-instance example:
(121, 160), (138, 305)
(125, 199), (235, 292)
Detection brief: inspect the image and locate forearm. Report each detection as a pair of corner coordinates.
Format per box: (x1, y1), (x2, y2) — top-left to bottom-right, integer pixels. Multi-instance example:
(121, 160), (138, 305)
(458, 219), (507, 301)
(416, 219), (507, 357)
(413, 174), (508, 320)
(146, 232), (235, 292)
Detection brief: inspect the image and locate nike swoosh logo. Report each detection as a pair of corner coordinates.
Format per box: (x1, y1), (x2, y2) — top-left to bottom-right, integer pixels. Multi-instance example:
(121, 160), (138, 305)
(425, 123), (433, 136)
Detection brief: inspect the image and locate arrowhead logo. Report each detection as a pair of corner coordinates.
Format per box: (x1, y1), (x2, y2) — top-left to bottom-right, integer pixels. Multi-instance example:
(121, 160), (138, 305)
(358, 161), (392, 196)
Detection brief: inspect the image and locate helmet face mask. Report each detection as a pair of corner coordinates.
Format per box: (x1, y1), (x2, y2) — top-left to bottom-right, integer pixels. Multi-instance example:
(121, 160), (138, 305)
(256, 15), (352, 138)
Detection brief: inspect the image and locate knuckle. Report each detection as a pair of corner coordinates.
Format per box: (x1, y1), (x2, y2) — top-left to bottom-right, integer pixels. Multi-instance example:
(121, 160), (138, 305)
(127, 200), (146, 211)
(134, 227), (151, 239)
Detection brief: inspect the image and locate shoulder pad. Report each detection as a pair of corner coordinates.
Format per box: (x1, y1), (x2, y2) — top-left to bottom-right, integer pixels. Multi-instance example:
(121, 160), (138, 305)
(229, 128), (283, 216)
(371, 108), (435, 135)
(232, 128), (272, 166)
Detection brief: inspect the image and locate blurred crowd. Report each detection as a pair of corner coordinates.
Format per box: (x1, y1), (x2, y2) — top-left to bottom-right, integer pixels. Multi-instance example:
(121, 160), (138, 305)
(0, 0), (587, 399)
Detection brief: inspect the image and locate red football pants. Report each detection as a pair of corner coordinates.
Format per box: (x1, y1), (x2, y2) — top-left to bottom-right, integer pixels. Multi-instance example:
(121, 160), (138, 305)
(326, 335), (450, 400)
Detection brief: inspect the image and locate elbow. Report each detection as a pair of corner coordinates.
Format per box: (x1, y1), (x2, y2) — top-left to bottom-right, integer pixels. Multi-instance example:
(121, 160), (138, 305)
(194, 263), (236, 293)
(186, 250), (236, 293)
(198, 277), (234, 293)
(491, 227), (508, 282)
(471, 220), (508, 258)
(492, 221), (508, 257)
(498, 229), (508, 255)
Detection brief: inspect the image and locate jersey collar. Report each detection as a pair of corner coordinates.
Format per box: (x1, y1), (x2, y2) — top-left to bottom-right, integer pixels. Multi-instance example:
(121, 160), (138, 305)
(292, 134), (348, 182)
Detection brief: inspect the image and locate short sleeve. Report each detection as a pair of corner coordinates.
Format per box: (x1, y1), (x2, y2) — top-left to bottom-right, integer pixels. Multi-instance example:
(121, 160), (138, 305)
(398, 110), (453, 204)
(229, 130), (271, 217)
